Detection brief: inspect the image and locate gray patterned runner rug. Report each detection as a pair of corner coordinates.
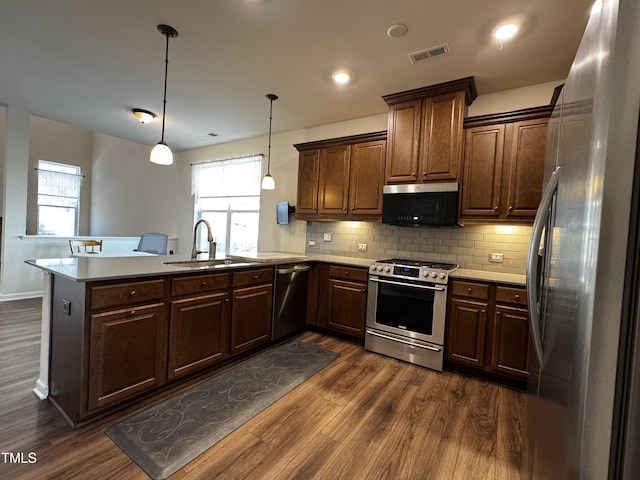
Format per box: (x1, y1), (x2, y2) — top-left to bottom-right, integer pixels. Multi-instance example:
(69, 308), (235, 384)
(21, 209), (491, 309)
(106, 340), (339, 479)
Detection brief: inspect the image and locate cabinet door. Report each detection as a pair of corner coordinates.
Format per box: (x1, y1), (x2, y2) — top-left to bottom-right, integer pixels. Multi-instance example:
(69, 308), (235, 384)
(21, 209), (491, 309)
(504, 118), (548, 218)
(460, 124), (505, 217)
(318, 145), (351, 215)
(491, 305), (530, 379)
(326, 278), (367, 337)
(297, 149), (320, 215)
(421, 91), (465, 181)
(168, 292), (229, 379)
(385, 99), (421, 183)
(88, 303), (166, 410)
(349, 140), (386, 216)
(231, 283), (273, 354)
(446, 298), (488, 367)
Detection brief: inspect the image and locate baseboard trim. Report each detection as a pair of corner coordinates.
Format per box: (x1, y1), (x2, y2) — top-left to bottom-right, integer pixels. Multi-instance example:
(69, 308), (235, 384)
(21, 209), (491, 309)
(0, 291), (43, 301)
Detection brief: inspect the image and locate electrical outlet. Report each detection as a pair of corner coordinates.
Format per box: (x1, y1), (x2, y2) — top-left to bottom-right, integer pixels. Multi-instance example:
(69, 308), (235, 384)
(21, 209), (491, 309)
(358, 243), (368, 252)
(308, 240), (316, 246)
(62, 299), (71, 316)
(489, 252), (504, 263)
(323, 232), (332, 242)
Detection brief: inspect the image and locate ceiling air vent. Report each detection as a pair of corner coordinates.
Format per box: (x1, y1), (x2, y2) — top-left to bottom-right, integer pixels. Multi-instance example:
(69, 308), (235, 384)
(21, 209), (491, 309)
(408, 43), (450, 64)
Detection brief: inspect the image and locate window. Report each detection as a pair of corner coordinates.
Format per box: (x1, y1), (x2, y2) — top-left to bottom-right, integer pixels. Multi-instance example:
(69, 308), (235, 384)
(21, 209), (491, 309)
(36, 160), (82, 236)
(192, 155), (262, 256)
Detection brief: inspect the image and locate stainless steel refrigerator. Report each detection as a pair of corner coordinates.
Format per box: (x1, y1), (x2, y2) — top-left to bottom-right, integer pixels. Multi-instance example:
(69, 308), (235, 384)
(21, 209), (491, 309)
(525, 0), (640, 478)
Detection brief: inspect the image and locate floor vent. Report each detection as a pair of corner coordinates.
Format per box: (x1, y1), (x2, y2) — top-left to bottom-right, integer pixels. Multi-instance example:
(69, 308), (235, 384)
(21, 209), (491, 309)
(409, 43), (450, 64)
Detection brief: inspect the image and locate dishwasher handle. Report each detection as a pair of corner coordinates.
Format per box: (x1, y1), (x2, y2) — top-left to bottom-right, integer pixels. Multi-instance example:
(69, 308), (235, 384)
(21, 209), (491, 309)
(277, 264), (310, 275)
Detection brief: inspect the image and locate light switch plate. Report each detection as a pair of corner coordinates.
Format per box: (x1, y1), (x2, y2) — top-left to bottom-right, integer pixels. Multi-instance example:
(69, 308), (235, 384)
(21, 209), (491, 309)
(358, 243), (368, 252)
(323, 232), (332, 242)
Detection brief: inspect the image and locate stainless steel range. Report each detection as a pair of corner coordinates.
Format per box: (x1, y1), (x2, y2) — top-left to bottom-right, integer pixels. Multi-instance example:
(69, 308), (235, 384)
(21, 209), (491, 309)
(364, 258), (458, 371)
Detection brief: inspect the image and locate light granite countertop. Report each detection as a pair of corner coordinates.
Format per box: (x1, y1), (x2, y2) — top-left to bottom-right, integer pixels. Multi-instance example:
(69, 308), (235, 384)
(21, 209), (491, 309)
(450, 268), (526, 286)
(26, 252), (525, 286)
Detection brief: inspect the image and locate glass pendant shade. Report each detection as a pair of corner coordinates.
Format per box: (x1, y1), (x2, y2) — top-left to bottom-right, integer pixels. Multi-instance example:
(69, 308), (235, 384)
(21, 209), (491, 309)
(150, 141), (173, 165)
(261, 173), (275, 190)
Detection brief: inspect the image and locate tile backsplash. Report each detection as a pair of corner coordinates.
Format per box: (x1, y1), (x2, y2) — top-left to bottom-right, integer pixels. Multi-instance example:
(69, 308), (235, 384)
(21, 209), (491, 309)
(305, 221), (532, 275)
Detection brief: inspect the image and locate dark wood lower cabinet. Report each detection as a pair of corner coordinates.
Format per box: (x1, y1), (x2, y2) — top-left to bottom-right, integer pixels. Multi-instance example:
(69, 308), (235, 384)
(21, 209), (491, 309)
(231, 283), (273, 354)
(447, 279), (530, 383)
(50, 266), (276, 426)
(491, 305), (530, 377)
(87, 303), (167, 411)
(447, 298), (488, 368)
(316, 264), (368, 339)
(327, 278), (367, 336)
(168, 292), (229, 379)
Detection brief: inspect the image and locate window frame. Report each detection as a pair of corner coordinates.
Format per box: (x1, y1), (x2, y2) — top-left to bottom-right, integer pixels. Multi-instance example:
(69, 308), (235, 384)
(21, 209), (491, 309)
(36, 160), (83, 236)
(192, 154), (263, 256)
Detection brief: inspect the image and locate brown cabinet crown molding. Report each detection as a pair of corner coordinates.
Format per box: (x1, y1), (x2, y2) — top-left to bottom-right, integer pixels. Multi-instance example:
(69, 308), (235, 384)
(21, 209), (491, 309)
(293, 131), (387, 151)
(382, 76), (478, 106)
(463, 105), (553, 128)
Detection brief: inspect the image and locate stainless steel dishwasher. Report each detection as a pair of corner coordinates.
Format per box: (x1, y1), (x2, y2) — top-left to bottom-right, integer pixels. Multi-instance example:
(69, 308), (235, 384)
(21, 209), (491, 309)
(271, 263), (310, 340)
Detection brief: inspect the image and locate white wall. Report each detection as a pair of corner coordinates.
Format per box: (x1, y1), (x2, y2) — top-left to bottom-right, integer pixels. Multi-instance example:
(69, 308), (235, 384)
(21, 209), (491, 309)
(177, 114), (389, 254)
(27, 116), (93, 235)
(90, 134), (188, 244)
(468, 79), (563, 116)
(0, 106), (5, 213)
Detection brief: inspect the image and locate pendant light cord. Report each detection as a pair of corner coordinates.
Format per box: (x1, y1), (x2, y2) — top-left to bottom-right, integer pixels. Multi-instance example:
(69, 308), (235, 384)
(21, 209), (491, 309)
(265, 93), (278, 175)
(267, 98), (273, 174)
(160, 32), (170, 142)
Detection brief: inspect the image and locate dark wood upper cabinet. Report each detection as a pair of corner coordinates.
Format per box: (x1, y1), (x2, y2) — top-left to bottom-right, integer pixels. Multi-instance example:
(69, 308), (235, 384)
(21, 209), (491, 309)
(296, 150), (320, 215)
(382, 77), (477, 185)
(295, 131), (386, 221)
(460, 106), (552, 224)
(349, 140), (386, 216)
(318, 145), (351, 216)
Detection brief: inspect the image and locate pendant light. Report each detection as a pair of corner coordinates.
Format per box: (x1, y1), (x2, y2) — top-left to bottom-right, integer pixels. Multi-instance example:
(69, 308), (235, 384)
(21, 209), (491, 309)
(261, 93), (278, 190)
(150, 24), (178, 165)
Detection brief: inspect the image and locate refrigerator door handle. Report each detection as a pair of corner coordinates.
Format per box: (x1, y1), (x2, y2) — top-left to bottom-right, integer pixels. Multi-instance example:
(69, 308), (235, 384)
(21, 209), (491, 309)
(526, 167), (559, 366)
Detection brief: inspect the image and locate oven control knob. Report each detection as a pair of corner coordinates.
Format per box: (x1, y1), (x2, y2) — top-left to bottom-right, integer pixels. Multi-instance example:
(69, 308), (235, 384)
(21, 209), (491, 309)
(439, 272), (446, 279)
(430, 271), (438, 278)
(383, 266), (391, 273)
(377, 265), (383, 272)
(422, 270), (429, 277)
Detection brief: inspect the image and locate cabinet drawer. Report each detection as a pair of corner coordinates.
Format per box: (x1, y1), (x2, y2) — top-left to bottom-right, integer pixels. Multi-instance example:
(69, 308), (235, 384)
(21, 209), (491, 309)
(451, 280), (490, 300)
(91, 279), (165, 311)
(171, 273), (229, 297)
(328, 265), (368, 283)
(233, 268), (273, 287)
(495, 286), (527, 307)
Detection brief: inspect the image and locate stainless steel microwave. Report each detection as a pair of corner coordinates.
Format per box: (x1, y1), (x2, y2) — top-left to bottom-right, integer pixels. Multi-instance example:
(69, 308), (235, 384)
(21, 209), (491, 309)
(381, 183), (459, 227)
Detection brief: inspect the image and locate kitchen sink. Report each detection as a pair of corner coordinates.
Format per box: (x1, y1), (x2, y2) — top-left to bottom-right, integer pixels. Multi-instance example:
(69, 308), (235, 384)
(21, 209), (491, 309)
(163, 258), (251, 268)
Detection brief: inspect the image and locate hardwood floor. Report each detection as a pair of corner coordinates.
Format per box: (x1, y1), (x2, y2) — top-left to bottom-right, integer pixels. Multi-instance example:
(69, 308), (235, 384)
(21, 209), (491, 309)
(0, 298), (528, 479)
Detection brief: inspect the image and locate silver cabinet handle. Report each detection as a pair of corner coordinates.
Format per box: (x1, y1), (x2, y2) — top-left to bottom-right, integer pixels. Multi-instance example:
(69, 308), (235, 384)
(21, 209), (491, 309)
(526, 167), (559, 367)
(366, 329), (441, 352)
(370, 277), (445, 292)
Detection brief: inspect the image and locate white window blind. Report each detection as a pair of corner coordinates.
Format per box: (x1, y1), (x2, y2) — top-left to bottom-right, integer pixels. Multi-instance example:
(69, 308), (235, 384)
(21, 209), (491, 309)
(37, 160), (82, 236)
(192, 154), (262, 256)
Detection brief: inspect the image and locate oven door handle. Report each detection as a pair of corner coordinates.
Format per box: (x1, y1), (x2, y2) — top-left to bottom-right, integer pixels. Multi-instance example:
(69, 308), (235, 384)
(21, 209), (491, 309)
(366, 329), (442, 352)
(369, 277), (445, 292)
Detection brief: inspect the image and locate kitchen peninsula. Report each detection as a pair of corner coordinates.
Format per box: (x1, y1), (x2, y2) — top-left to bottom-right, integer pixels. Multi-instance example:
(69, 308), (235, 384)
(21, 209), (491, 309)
(26, 253), (309, 426)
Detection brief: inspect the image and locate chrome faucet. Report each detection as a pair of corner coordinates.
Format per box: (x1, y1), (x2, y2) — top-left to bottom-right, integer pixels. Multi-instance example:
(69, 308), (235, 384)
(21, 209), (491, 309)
(191, 219), (216, 260)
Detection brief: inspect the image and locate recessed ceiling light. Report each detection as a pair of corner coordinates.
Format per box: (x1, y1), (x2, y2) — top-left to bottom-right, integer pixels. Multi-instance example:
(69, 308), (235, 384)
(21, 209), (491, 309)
(387, 23), (408, 38)
(493, 23), (519, 41)
(332, 71), (350, 85)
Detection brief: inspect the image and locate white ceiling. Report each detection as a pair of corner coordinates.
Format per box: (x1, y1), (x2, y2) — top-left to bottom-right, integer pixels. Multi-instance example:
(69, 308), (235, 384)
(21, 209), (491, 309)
(0, 0), (593, 152)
